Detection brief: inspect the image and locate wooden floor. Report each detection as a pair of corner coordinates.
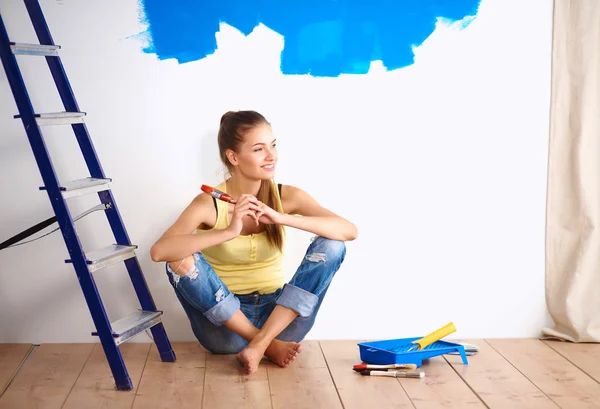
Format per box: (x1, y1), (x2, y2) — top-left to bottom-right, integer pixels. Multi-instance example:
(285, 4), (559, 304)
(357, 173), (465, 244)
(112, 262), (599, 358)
(1, 339), (600, 408)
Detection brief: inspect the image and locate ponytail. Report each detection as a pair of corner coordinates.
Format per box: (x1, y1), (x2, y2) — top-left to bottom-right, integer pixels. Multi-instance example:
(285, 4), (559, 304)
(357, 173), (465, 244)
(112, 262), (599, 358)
(257, 180), (285, 252)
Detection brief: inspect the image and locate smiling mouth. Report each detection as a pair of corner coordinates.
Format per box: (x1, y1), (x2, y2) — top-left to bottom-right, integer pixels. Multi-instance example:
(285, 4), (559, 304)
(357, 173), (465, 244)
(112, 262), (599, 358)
(262, 164), (275, 170)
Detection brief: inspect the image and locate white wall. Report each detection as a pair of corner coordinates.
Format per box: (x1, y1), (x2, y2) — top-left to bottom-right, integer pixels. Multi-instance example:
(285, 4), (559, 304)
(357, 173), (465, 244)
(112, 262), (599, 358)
(0, 0), (553, 343)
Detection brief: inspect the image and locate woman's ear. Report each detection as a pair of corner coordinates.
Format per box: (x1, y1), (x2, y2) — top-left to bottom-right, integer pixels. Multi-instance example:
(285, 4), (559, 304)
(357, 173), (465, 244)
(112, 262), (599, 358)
(226, 149), (238, 166)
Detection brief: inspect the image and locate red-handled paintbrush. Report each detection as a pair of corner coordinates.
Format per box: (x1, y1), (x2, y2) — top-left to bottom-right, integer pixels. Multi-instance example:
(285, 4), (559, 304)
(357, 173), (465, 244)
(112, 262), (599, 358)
(353, 363), (417, 372)
(201, 184), (234, 203)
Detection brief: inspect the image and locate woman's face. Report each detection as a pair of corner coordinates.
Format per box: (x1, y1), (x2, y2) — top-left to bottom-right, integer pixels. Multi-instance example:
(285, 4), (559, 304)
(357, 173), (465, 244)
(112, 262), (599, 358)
(231, 122), (277, 180)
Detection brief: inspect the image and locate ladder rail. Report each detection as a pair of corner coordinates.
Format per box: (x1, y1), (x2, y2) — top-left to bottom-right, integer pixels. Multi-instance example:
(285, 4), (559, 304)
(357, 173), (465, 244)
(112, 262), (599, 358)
(0, 12), (133, 390)
(23, 0), (106, 179)
(1, 1), (177, 389)
(23, 0), (176, 361)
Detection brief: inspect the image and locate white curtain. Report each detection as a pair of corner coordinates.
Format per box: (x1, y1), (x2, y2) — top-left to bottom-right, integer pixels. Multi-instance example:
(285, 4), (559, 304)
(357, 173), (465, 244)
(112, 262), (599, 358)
(542, 0), (600, 342)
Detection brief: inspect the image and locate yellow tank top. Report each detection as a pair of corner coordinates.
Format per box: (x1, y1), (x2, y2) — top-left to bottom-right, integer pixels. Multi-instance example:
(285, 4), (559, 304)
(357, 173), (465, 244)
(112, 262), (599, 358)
(196, 180), (285, 295)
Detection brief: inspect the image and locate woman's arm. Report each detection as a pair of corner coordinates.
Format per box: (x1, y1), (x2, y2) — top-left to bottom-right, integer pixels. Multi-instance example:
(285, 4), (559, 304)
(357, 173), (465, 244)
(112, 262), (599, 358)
(278, 185), (358, 241)
(150, 193), (236, 262)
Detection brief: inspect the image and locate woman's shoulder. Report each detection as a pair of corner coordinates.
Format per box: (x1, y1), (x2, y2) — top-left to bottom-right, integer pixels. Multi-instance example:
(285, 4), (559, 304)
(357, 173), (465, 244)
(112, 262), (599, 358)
(190, 187), (216, 205)
(278, 184), (313, 214)
(189, 191), (219, 230)
(278, 183), (306, 199)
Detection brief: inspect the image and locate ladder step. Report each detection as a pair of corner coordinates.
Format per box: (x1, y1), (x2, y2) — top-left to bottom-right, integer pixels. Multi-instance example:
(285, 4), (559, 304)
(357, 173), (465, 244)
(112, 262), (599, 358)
(14, 111), (86, 125)
(40, 177), (111, 198)
(10, 42), (60, 56)
(92, 310), (163, 345)
(66, 244), (138, 272)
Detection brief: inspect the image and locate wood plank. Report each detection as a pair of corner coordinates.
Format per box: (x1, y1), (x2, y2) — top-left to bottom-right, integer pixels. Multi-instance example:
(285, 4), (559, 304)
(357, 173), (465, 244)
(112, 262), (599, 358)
(202, 352), (271, 409)
(399, 355), (485, 408)
(62, 343), (150, 409)
(488, 339), (600, 408)
(444, 339), (558, 409)
(295, 339), (328, 369)
(0, 344), (34, 397)
(133, 342), (206, 409)
(544, 340), (600, 383)
(267, 340), (342, 409)
(0, 343), (94, 409)
(320, 340), (414, 409)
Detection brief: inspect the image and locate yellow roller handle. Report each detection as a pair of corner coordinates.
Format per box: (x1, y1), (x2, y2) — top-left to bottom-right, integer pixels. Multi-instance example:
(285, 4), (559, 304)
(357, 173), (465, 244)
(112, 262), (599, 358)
(412, 322), (457, 350)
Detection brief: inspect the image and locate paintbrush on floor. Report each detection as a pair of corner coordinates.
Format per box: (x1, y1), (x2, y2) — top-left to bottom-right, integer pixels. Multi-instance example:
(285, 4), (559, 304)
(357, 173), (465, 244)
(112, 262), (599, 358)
(353, 363), (417, 372)
(359, 369), (425, 378)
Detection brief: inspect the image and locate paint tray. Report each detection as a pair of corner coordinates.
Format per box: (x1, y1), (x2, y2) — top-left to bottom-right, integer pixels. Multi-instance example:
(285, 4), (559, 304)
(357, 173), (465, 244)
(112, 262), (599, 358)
(358, 337), (468, 368)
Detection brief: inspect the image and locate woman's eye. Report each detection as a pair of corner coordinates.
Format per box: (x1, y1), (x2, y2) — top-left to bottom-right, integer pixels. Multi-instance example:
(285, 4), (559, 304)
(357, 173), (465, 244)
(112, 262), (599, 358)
(254, 148), (263, 152)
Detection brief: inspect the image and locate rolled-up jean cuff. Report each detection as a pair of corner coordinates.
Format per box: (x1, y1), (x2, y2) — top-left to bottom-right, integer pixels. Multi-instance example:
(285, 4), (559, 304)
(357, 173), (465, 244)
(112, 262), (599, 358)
(204, 293), (240, 326)
(276, 283), (319, 317)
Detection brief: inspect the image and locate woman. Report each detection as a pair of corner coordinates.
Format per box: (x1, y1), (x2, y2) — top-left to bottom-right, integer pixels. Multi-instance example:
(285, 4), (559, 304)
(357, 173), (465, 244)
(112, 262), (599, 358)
(150, 110), (358, 374)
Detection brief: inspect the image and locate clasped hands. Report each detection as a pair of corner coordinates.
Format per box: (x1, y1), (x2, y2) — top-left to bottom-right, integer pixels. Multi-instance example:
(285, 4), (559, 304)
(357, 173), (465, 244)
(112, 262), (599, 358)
(226, 194), (282, 236)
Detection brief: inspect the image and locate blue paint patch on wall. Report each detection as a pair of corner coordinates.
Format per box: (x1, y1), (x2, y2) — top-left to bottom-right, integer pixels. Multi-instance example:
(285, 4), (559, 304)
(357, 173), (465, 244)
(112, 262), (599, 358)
(139, 0), (481, 77)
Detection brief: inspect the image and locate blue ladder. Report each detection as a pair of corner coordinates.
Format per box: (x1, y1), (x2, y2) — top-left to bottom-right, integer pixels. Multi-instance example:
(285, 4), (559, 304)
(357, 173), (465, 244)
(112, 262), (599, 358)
(0, 0), (176, 391)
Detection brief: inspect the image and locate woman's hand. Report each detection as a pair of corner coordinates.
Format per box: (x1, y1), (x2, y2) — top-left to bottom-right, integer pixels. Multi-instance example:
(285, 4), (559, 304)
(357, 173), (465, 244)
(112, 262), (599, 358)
(257, 202), (283, 225)
(226, 194), (263, 236)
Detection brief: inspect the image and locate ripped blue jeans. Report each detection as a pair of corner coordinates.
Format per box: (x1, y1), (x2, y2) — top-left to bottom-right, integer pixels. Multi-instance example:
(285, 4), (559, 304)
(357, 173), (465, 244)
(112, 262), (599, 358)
(165, 236), (346, 354)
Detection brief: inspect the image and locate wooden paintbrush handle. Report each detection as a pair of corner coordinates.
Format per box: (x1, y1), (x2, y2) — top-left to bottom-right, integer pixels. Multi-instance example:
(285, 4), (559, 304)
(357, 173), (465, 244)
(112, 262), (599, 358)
(361, 370), (425, 378)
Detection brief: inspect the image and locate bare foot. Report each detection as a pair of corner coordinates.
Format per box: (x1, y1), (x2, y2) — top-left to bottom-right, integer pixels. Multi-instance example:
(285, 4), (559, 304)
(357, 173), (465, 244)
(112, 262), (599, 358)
(265, 340), (303, 368)
(237, 340), (302, 374)
(237, 343), (266, 375)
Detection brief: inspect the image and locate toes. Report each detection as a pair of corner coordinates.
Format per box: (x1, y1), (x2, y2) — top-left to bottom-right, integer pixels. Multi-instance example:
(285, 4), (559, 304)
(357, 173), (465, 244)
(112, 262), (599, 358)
(285, 353), (297, 366)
